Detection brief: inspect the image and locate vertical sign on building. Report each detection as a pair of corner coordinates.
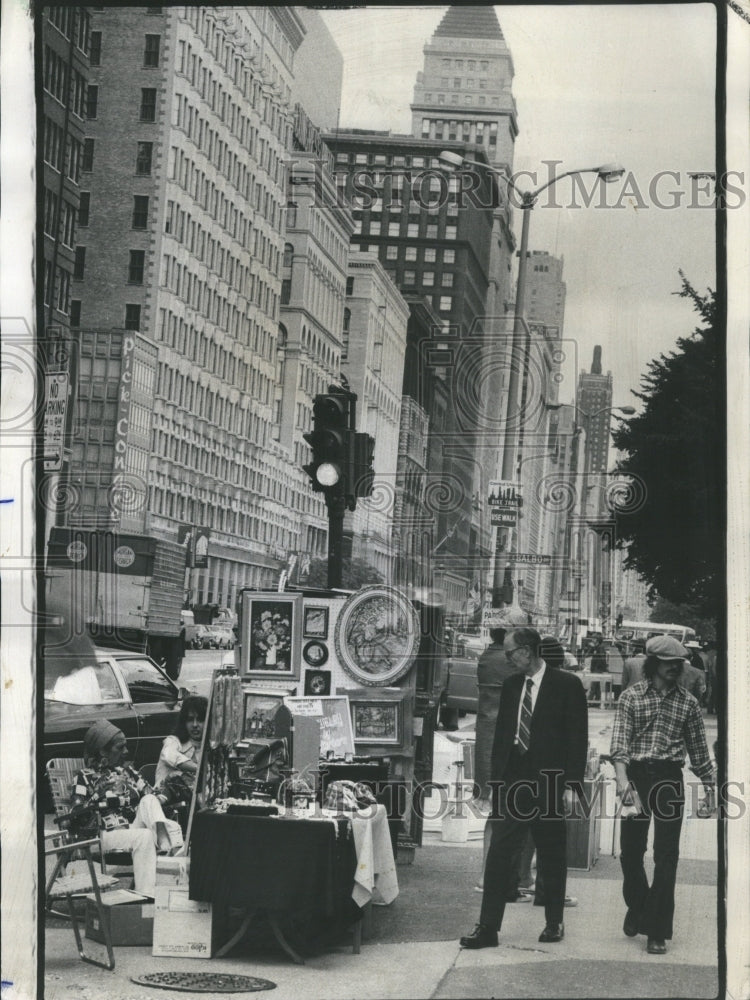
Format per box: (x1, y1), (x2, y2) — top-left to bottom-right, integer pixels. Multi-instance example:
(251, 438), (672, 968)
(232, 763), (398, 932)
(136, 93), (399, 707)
(111, 335), (135, 521)
(44, 371), (70, 472)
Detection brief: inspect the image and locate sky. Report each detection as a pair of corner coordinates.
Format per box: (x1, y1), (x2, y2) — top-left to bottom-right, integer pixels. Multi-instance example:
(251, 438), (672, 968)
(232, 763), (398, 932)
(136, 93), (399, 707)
(319, 4), (718, 409)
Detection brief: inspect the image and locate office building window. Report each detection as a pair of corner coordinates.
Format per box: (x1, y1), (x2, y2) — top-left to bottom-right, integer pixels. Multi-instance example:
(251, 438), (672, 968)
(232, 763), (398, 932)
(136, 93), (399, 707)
(144, 34), (160, 67)
(454, 77), (461, 87)
(423, 271), (434, 286)
(426, 224), (438, 239)
(370, 220), (381, 235)
(451, 94), (459, 104)
(85, 84), (98, 118)
(388, 222), (400, 237)
(125, 304), (141, 330)
(132, 195), (149, 228)
(89, 30), (101, 65)
(444, 249), (455, 263)
(407, 223), (419, 238)
(128, 250), (145, 284)
(136, 141), (153, 175)
(443, 272), (454, 287)
(445, 226), (457, 240)
(479, 96), (486, 105)
(386, 245), (398, 260)
(403, 270), (416, 285)
(425, 248), (436, 263)
(280, 279), (291, 304)
(439, 296), (452, 312)
(346, 276), (354, 296)
(73, 246), (86, 280)
(140, 87), (157, 121)
(405, 246), (417, 261)
(78, 191), (90, 227)
(70, 300), (81, 327)
(82, 138), (94, 172)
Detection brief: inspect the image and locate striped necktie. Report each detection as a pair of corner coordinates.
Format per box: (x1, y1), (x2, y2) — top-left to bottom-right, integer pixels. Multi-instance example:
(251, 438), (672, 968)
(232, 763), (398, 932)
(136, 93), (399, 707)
(517, 677), (534, 754)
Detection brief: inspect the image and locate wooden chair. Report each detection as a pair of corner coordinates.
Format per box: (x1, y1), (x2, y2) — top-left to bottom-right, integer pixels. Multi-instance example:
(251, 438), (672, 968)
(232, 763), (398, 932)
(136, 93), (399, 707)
(46, 758), (134, 878)
(44, 829), (117, 970)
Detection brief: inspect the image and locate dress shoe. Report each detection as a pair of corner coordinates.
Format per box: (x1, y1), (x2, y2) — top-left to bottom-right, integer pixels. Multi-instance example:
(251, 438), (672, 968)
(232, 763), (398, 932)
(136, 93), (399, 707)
(538, 922), (564, 943)
(460, 923), (498, 949)
(623, 909), (641, 937)
(647, 938), (667, 955)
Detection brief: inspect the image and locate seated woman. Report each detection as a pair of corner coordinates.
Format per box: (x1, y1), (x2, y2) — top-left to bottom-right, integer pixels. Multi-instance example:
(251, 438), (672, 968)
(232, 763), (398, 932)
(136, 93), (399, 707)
(69, 720), (183, 897)
(155, 695), (208, 805)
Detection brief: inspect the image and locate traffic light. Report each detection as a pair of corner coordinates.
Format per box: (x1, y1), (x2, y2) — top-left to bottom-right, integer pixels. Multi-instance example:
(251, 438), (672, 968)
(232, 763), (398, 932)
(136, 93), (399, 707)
(352, 432), (375, 500)
(303, 391), (351, 494)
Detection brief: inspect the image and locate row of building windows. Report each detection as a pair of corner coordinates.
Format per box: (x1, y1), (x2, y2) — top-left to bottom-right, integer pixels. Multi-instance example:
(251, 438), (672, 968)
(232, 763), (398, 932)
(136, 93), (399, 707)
(353, 218), (459, 241)
(43, 190), (77, 248)
(156, 363), (271, 429)
(43, 46), (87, 116)
(436, 76), (490, 90)
(337, 151), (441, 169)
(441, 58), (490, 72)
(47, 6), (91, 52)
(425, 93), (499, 107)
(44, 262), (72, 316)
(168, 143), (282, 242)
(421, 118), (499, 143)
(43, 117), (84, 183)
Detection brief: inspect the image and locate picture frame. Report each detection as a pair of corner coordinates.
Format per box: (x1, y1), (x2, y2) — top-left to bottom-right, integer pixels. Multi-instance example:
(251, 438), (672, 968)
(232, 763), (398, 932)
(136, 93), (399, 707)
(241, 687), (292, 740)
(303, 605), (329, 639)
(304, 669), (331, 696)
(284, 695), (354, 758)
(334, 585), (421, 687)
(239, 591), (302, 680)
(302, 639), (329, 667)
(347, 688), (405, 746)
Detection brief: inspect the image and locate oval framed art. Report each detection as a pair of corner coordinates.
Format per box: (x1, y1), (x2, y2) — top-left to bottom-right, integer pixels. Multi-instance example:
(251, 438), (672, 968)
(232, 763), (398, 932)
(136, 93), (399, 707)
(334, 585), (421, 687)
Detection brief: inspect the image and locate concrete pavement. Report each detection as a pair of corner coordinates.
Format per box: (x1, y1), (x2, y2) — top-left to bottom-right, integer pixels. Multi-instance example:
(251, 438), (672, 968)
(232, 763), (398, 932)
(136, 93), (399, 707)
(38, 706), (720, 1000)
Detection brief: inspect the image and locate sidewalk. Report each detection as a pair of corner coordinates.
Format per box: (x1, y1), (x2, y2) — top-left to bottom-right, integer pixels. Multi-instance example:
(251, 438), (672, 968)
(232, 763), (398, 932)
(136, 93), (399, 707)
(40, 708), (720, 1000)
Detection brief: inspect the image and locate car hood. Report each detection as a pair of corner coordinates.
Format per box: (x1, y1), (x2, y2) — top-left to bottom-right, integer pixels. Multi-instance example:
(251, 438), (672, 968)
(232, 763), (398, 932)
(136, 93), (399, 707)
(44, 698), (132, 734)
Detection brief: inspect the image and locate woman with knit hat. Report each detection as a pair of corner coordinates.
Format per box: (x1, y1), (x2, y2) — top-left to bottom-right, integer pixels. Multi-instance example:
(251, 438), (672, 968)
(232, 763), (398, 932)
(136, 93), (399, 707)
(69, 720), (183, 896)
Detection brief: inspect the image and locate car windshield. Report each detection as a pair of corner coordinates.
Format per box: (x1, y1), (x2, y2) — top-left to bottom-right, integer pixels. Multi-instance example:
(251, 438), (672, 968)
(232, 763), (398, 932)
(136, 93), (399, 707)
(44, 656), (125, 704)
(116, 657), (178, 704)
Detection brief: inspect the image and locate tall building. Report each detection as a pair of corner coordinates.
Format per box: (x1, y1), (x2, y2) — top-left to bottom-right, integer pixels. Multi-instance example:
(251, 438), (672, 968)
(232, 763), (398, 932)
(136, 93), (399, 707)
(526, 250), (566, 332)
(410, 5), (518, 171)
(42, 7), (91, 337)
(324, 130), (496, 613)
(343, 252), (410, 580)
(578, 345), (614, 477)
(68, 6), (309, 606)
(290, 7), (343, 130)
(613, 548), (651, 622)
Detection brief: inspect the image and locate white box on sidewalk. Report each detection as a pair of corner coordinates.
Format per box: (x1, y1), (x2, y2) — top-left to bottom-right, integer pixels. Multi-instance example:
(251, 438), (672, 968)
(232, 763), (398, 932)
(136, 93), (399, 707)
(152, 887), (215, 959)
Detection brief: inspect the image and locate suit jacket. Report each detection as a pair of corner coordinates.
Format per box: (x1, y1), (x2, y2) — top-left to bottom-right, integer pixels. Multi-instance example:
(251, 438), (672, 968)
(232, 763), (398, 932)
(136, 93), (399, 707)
(490, 667), (588, 787)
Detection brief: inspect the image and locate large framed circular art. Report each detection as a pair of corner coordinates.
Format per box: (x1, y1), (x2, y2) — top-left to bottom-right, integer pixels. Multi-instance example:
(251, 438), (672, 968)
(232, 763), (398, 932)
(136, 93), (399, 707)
(334, 585), (421, 687)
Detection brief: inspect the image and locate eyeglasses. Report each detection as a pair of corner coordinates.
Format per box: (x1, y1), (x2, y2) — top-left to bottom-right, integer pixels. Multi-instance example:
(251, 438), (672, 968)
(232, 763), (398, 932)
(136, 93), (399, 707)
(506, 644), (530, 658)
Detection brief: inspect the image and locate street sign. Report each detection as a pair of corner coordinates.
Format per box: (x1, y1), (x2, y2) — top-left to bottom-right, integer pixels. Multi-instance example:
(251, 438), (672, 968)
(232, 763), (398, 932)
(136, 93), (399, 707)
(44, 371), (69, 472)
(488, 480), (522, 507)
(490, 508), (518, 527)
(508, 553), (552, 566)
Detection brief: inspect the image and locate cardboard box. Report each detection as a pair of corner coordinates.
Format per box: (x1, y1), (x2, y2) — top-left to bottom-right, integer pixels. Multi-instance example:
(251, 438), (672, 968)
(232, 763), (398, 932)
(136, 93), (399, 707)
(155, 856), (191, 887)
(85, 889), (154, 946)
(152, 887), (215, 959)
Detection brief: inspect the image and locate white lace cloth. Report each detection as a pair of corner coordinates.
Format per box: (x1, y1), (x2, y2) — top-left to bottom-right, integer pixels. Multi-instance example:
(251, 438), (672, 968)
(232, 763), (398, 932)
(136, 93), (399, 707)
(349, 803), (399, 908)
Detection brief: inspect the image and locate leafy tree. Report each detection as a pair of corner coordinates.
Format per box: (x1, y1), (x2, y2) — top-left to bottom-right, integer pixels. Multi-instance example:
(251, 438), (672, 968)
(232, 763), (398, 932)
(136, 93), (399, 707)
(612, 274), (721, 619)
(648, 596), (716, 642)
(304, 557), (383, 590)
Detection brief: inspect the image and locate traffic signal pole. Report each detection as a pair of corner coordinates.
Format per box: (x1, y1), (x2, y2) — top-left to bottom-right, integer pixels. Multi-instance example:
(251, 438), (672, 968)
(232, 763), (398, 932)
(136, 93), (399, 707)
(326, 493), (347, 589)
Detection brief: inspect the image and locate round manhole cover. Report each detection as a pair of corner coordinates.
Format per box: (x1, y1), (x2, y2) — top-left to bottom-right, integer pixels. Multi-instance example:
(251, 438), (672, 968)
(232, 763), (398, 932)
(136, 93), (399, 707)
(131, 972), (276, 993)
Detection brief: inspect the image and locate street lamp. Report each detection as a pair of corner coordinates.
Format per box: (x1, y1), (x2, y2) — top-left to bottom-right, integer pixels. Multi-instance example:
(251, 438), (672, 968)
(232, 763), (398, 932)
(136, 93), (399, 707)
(440, 151), (625, 608)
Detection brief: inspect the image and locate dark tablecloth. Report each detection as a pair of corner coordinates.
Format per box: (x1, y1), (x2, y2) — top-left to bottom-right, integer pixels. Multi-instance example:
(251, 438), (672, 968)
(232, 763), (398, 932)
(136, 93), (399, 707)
(189, 811), (357, 918)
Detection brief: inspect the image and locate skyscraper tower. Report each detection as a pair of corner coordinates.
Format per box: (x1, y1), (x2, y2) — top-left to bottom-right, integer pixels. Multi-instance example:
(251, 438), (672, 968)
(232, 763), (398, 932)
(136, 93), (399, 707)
(411, 5), (518, 170)
(577, 346), (614, 475)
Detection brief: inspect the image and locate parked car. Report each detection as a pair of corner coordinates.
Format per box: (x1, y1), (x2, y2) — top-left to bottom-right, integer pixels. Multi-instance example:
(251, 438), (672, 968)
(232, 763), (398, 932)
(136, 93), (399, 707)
(43, 648), (186, 772)
(208, 626), (235, 650)
(192, 625), (215, 649)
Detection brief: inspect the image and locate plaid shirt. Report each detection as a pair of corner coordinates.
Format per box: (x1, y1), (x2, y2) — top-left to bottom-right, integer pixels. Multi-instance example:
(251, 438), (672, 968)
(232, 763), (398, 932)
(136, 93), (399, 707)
(610, 679), (714, 781)
(70, 764), (152, 838)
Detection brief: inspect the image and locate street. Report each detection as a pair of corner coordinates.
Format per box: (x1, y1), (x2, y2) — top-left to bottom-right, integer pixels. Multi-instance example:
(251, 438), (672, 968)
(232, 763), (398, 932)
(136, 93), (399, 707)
(178, 648), (234, 699)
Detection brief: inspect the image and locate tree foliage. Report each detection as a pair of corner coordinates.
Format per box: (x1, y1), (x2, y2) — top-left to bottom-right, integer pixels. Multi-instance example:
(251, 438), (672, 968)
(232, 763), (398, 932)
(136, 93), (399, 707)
(648, 596), (716, 642)
(612, 273), (721, 620)
(304, 557), (383, 591)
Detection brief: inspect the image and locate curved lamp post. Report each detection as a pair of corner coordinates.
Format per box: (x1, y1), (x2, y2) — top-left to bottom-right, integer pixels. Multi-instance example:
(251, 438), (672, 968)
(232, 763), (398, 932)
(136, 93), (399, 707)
(440, 152), (626, 609)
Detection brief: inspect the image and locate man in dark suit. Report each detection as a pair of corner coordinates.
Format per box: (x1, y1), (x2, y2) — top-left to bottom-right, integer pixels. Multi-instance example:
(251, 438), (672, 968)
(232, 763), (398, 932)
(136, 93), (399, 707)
(460, 627), (588, 948)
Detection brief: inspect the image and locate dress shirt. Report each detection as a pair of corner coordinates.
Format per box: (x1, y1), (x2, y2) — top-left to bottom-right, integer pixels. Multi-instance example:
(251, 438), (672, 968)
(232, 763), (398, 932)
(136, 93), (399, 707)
(514, 661), (546, 745)
(610, 678), (713, 781)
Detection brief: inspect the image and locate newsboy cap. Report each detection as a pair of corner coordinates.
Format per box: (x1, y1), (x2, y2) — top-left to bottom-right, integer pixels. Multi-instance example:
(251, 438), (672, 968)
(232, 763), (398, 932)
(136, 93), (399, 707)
(645, 634), (688, 660)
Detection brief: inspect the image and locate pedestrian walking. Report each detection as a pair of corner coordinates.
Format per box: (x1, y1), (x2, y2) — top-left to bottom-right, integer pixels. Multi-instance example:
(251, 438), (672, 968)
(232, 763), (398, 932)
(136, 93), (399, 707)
(460, 627), (588, 949)
(610, 634), (715, 955)
(621, 640), (646, 691)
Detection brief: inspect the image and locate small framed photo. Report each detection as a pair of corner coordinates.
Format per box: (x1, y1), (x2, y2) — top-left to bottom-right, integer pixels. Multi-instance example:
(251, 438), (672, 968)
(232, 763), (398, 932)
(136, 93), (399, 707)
(349, 689), (404, 746)
(303, 640), (329, 667)
(304, 669), (331, 696)
(242, 688), (290, 740)
(303, 605), (329, 639)
(239, 591), (302, 680)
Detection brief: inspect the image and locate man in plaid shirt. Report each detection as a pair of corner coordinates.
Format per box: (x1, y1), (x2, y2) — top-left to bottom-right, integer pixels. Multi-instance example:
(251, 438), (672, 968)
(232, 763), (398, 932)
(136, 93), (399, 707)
(610, 634), (715, 956)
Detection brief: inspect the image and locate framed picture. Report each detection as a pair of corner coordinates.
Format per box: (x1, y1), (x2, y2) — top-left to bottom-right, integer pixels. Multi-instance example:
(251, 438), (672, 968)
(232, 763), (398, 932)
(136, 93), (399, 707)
(334, 585), (421, 687)
(348, 689), (404, 746)
(304, 669), (331, 696)
(239, 591), (302, 680)
(241, 688), (291, 740)
(303, 640), (329, 667)
(285, 695), (354, 758)
(303, 605), (329, 639)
